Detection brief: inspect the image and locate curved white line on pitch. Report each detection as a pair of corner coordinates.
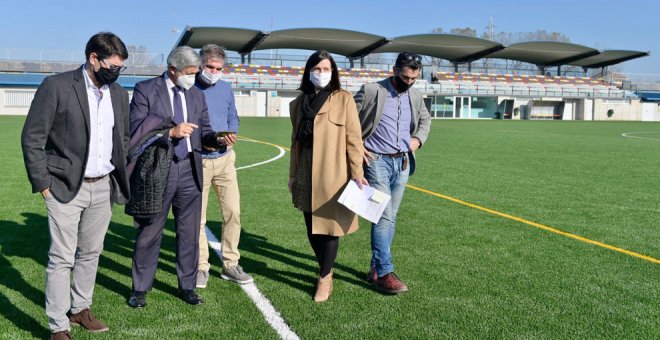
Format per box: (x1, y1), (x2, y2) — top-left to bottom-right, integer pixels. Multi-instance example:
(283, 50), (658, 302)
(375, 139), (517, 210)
(235, 145), (286, 170)
(234, 137), (286, 170)
(206, 138), (299, 340)
(622, 132), (660, 141)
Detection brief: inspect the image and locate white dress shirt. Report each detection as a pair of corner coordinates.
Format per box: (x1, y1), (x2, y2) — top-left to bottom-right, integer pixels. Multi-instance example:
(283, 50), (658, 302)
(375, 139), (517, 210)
(82, 65), (115, 178)
(165, 75), (192, 152)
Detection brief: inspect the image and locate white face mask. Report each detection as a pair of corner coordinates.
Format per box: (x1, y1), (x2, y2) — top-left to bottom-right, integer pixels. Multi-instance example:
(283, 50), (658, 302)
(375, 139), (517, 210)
(309, 72), (332, 89)
(176, 73), (196, 90)
(200, 69), (222, 84)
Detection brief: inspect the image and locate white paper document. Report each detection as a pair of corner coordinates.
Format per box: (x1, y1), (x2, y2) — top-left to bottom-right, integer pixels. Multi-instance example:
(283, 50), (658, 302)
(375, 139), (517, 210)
(338, 180), (391, 224)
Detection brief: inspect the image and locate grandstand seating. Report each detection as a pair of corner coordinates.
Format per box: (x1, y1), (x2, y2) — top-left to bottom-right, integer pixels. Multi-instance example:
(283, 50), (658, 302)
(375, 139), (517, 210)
(431, 71), (626, 98)
(220, 64), (391, 92)
(434, 71), (607, 86)
(218, 64), (629, 98)
(224, 64), (392, 79)
(0, 59), (631, 99)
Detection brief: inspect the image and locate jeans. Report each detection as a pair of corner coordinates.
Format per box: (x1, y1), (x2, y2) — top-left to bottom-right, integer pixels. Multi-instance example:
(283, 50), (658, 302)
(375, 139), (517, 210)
(363, 153), (409, 277)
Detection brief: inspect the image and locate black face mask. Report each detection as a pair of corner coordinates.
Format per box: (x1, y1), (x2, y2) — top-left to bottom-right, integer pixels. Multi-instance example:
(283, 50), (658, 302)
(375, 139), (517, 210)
(93, 66), (121, 86)
(393, 75), (412, 93)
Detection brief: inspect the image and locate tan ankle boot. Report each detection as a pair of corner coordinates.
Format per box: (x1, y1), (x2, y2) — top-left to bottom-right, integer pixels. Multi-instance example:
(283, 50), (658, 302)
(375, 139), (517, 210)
(313, 272), (333, 302)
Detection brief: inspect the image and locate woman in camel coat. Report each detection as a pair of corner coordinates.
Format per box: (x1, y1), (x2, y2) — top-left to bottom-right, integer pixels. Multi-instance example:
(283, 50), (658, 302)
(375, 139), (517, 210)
(288, 50), (368, 302)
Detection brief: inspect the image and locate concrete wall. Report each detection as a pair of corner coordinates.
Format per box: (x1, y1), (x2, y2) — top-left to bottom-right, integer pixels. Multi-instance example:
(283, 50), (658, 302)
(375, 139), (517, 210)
(641, 102), (660, 121)
(0, 88), (36, 115)
(3, 85), (656, 122)
(0, 86), (295, 118)
(593, 98), (642, 121)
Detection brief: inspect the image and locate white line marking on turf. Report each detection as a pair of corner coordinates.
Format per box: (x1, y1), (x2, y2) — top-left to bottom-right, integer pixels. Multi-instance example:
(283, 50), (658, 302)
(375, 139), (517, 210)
(235, 139), (286, 170)
(206, 138), (300, 340)
(621, 132), (660, 141)
(206, 229), (300, 340)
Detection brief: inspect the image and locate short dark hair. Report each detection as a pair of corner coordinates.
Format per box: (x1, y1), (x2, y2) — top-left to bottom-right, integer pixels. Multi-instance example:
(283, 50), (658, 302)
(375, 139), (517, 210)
(299, 50), (341, 94)
(394, 52), (422, 70)
(85, 32), (129, 60)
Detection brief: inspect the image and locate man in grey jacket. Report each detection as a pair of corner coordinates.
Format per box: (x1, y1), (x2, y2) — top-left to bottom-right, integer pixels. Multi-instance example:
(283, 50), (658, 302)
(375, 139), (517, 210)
(354, 52), (431, 294)
(21, 32), (130, 339)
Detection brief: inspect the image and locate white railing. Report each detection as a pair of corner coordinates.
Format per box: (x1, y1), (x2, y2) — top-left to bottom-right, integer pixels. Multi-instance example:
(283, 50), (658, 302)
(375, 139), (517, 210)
(221, 73), (632, 99)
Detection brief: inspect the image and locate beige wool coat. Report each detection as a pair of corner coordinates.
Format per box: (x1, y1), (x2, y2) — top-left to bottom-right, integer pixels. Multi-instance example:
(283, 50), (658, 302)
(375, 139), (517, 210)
(289, 89), (364, 236)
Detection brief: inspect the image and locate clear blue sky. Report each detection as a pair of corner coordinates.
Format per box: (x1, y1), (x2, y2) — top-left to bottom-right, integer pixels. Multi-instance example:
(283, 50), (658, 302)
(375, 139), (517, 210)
(1, 0), (657, 74)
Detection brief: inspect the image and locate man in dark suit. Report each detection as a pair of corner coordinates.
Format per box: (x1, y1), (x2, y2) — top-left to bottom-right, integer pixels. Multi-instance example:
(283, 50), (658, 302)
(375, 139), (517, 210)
(127, 46), (234, 308)
(21, 32), (130, 340)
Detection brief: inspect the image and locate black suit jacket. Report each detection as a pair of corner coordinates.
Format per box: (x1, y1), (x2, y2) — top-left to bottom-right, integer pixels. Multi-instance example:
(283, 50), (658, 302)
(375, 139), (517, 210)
(21, 66), (130, 204)
(129, 73), (222, 191)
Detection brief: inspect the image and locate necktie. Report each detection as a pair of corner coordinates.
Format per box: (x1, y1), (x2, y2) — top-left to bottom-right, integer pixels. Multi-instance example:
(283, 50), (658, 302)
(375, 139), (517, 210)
(171, 86), (189, 161)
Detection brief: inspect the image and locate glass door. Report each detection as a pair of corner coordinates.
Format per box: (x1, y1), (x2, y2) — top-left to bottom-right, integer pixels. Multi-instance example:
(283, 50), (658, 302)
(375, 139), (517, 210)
(453, 96), (471, 118)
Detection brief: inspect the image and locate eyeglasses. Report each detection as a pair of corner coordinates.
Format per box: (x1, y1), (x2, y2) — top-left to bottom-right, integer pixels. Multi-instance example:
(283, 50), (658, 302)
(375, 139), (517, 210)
(397, 52), (422, 64)
(100, 59), (127, 73)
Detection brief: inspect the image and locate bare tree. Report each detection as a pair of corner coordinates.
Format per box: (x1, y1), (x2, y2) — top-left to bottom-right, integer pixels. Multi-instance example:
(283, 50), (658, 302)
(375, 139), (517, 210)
(449, 27), (477, 37)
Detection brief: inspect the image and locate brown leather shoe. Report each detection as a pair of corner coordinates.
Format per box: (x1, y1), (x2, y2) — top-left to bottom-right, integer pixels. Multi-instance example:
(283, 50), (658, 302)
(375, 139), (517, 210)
(313, 272), (333, 302)
(69, 308), (109, 332)
(373, 272), (408, 294)
(50, 330), (72, 340)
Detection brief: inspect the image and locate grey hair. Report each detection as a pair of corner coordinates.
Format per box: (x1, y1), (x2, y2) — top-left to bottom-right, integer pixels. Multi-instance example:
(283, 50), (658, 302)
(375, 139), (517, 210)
(167, 46), (201, 70)
(200, 44), (226, 63)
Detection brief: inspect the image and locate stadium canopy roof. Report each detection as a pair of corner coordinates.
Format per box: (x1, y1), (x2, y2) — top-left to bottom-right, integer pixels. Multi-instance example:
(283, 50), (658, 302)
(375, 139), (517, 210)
(175, 26), (648, 69)
(254, 28), (387, 58)
(567, 50), (651, 68)
(486, 41), (600, 66)
(176, 27), (388, 58)
(371, 34), (503, 63)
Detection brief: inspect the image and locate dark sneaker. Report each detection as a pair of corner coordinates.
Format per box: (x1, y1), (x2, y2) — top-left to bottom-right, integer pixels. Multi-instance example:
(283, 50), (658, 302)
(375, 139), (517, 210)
(128, 291), (147, 308)
(50, 331), (72, 340)
(373, 272), (408, 294)
(221, 265), (253, 284)
(68, 308), (108, 332)
(366, 266), (377, 283)
(196, 270), (209, 288)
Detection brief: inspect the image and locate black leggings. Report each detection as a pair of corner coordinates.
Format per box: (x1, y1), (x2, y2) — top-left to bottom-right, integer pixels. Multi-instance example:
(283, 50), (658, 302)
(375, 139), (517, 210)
(304, 212), (338, 277)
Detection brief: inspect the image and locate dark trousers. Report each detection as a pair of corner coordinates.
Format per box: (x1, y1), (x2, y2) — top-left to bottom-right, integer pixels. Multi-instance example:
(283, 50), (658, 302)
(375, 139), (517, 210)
(132, 158), (202, 291)
(304, 212), (338, 277)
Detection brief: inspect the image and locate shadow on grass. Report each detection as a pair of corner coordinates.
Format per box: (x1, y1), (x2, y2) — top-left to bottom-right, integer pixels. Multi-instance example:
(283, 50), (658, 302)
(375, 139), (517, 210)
(100, 219), (196, 300)
(0, 212), (52, 338)
(0, 212), (190, 337)
(232, 228), (371, 297)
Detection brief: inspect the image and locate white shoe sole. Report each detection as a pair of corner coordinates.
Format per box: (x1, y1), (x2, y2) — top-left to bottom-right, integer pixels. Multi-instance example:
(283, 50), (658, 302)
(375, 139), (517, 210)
(220, 273), (253, 285)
